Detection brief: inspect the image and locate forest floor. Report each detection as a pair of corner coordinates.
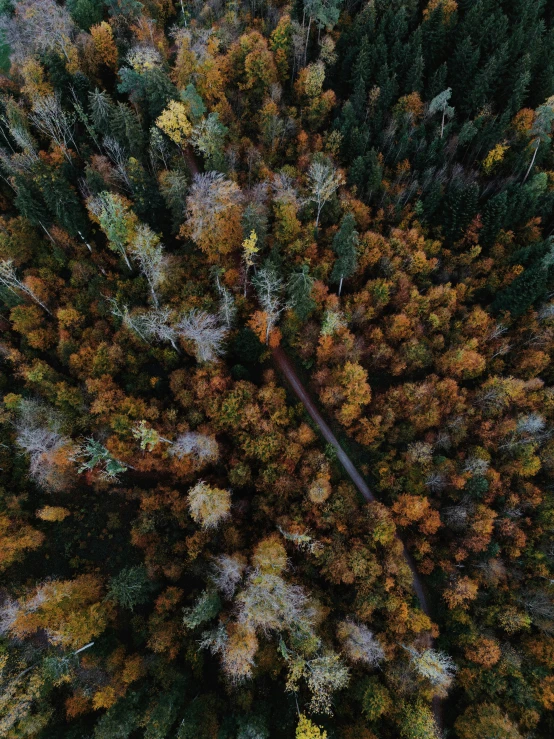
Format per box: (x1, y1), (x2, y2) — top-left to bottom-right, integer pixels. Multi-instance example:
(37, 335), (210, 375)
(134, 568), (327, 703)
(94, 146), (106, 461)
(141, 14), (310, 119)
(271, 344), (444, 727)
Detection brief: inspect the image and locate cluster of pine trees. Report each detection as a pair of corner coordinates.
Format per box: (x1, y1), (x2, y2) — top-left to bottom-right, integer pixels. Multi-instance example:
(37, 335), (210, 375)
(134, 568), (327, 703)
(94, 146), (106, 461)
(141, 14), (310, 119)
(0, 0), (554, 737)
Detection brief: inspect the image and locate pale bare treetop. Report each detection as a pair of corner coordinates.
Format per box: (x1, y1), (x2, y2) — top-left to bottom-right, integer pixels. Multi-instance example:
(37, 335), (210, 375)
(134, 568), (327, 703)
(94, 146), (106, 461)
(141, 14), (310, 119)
(177, 309), (228, 363)
(0, 0), (76, 65)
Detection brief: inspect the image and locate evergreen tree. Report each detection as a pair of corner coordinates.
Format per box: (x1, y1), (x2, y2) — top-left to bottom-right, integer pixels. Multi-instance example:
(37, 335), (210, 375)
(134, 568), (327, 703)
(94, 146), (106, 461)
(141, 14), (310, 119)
(331, 213), (358, 295)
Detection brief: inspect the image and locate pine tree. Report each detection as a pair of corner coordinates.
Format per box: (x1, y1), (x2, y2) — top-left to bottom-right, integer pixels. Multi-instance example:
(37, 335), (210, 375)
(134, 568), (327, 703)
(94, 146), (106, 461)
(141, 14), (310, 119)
(330, 213), (358, 295)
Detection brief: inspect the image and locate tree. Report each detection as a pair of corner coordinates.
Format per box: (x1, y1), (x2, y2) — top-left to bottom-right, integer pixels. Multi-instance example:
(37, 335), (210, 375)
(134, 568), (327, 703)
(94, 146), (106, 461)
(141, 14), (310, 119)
(331, 213), (358, 295)
(454, 703), (523, 739)
(128, 224), (166, 306)
(5, 575), (111, 649)
(221, 623), (259, 683)
(398, 701), (441, 739)
(67, 0), (103, 30)
(183, 172), (244, 260)
(87, 192), (138, 269)
(182, 589), (221, 629)
(0, 0), (76, 64)
(132, 420), (166, 451)
(0, 512), (44, 572)
(0, 259), (51, 313)
(427, 88), (454, 138)
(73, 438), (128, 480)
(29, 94), (77, 162)
(190, 113), (227, 170)
(242, 229), (259, 296)
(155, 100), (193, 146)
(287, 266), (316, 320)
(108, 566), (152, 611)
(169, 432), (219, 464)
(106, 0), (143, 20)
(523, 96), (554, 182)
(404, 646), (456, 693)
(15, 400), (74, 490)
(252, 534), (288, 574)
(287, 650), (350, 715)
(296, 714), (327, 739)
(187, 480), (231, 529)
(90, 21), (118, 70)
(177, 310), (228, 362)
(210, 554), (246, 598)
(307, 158), (344, 228)
(337, 621), (385, 666)
(252, 266), (284, 344)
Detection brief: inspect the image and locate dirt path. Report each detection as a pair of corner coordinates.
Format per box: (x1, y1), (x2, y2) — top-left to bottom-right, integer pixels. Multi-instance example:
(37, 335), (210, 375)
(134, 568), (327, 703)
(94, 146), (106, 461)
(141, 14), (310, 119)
(272, 345), (443, 727)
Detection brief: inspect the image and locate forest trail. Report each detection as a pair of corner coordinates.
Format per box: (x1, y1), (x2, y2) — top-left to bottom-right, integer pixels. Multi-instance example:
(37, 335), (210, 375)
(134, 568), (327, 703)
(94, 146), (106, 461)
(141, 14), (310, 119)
(272, 345), (444, 727)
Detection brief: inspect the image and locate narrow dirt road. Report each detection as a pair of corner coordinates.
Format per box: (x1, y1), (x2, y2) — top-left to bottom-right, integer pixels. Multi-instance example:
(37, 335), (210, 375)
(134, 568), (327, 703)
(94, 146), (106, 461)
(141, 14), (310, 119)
(272, 345), (443, 727)
(272, 345), (431, 614)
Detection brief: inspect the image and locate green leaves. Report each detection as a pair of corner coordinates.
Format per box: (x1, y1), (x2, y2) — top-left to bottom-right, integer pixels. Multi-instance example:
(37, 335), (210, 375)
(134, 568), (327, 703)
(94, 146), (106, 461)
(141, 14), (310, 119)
(108, 566), (152, 611)
(75, 438), (128, 480)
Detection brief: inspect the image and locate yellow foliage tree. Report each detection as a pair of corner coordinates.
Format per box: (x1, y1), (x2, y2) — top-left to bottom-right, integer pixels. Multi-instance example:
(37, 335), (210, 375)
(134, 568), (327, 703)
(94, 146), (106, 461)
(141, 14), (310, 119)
(483, 143), (510, 174)
(0, 512), (44, 572)
(36, 506), (71, 522)
(155, 101), (193, 146)
(296, 713), (328, 739)
(90, 21), (118, 70)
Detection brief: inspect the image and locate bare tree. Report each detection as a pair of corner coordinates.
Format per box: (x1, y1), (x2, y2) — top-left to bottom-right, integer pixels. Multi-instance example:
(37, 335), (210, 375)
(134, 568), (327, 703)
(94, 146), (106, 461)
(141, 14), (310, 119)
(89, 89), (113, 131)
(404, 645), (457, 693)
(210, 554), (246, 598)
(462, 456), (490, 475)
(236, 571), (313, 636)
(107, 299), (151, 344)
(215, 272), (237, 328)
(425, 472), (447, 493)
(169, 432), (219, 463)
(187, 480), (231, 529)
(0, 0), (76, 65)
(177, 309), (228, 362)
(441, 498), (473, 530)
(102, 136), (131, 190)
(0, 260), (51, 314)
(252, 266), (284, 344)
(427, 88), (455, 139)
(185, 171), (243, 249)
(29, 95), (77, 162)
(15, 400), (74, 490)
(139, 308), (180, 350)
(128, 224), (166, 306)
(302, 651), (350, 714)
(307, 159), (344, 228)
(337, 621), (385, 666)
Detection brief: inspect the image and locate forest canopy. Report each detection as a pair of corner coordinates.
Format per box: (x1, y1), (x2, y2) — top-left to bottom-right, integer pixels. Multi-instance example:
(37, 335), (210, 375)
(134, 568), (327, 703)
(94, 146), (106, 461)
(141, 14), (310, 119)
(0, 0), (554, 737)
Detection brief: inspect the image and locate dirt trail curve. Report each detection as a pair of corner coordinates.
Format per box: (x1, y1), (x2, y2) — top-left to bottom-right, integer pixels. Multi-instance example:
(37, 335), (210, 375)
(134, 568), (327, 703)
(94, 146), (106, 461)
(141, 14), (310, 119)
(272, 345), (444, 728)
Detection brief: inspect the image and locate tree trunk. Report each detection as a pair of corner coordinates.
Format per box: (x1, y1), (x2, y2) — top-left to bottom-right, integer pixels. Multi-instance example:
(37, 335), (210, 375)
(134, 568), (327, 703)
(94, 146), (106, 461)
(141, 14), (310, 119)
(523, 140), (540, 183)
(78, 231), (92, 252)
(122, 249), (132, 270)
(304, 16), (312, 66)
(338, 276), (344, 296)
